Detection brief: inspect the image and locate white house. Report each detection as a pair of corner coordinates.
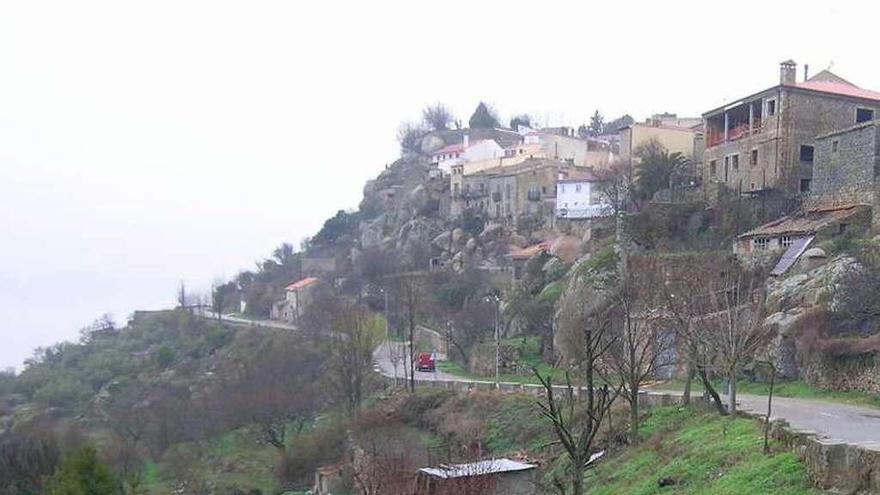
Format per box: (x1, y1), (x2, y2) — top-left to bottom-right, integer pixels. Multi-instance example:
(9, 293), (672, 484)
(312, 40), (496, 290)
(463, 138), (505, 162)
(431, 142), (465, 173)
(556, 171), (612, 219)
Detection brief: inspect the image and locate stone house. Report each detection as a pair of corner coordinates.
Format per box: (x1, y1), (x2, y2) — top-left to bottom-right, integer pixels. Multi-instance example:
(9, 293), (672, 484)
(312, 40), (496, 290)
(459, 158), (564, 223)
(270, 277), (320, 323)
(415, 458), (537, 495)
(703, 60), (880, 196)
(810, 120), (880, 227)
(733, 205), (870, 275)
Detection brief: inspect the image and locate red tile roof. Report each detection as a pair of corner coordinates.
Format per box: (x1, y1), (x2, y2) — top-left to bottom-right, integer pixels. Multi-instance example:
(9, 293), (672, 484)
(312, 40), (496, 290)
(286, 277), (320, 291)
(790, 80), (880, 102)
(432, 143), (465, 156)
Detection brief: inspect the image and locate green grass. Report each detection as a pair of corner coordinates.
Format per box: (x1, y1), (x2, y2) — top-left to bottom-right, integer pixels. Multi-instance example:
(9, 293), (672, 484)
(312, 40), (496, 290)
(141, 426), (282, 494)
(585, 406), (820, 494)
(651, 378), (880, 409)
(438, 336), (575, 385)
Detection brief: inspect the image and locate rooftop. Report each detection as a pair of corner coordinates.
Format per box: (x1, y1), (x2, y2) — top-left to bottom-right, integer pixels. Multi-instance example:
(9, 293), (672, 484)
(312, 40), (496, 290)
(419, 458), (536, 479)
(738, 205), (868, 239)
(705, 67), (880, 116)
(285, 277), (320, 291)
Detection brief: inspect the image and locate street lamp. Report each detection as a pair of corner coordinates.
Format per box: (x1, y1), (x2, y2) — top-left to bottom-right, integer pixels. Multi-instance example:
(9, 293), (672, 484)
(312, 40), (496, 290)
(484, 292), (502, 385)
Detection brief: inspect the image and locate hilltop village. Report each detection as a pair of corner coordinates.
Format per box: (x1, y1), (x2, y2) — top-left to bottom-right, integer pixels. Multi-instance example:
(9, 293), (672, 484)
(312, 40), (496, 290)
(5, 59), (880, 495)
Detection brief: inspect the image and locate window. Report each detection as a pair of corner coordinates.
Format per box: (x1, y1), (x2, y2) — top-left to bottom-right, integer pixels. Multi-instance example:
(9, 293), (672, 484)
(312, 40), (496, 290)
(575, 184), (582, 193)
(832, 140), (839, 152)
(779, 236), (793, 248)
(560, 184), (566, 194)
(766, 99), (777, 116)
(453, 183), (460, 195)
(750, 149), (758, 166)
(506, 184), (511, 199)
(542, 186), (547, 194)
(709, 160), (717, 176)
(732, 154), (739, 170)
(799, 145), (814, 163)
(754, 238), (770, 251)
(856, 108), (875, 124)
(839, 223), (848, 235)
(800, 178), (812, 193)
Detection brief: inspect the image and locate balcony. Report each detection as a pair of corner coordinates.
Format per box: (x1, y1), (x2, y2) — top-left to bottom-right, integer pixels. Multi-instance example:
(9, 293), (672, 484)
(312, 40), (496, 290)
(706, 99), (766, 149)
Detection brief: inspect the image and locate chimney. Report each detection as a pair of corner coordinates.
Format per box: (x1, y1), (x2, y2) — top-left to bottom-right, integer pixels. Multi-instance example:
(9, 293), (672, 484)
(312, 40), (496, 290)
(780, 59), (797, 85)
(804, 63), (810, 81)
(463, 134), (469, 148)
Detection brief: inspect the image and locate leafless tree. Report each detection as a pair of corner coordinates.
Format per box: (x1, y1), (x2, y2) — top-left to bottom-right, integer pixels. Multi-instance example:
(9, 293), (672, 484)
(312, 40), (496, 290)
(698, 267), (770, 414)
(391, 273), (425, 392)
(422, 103), (455, 131)
(397, 121), (428, 155)
(662, 259), (731, 414)
(352, 411), (426, 495)
(601, 256), (673, 442)
(325, 302), (383, 412)
(535, 273), (620, 495)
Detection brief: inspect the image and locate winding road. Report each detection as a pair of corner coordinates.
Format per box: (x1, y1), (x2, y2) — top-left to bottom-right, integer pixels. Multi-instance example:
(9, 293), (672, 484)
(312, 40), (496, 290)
(374, 342), (880, 451)
(199, 311), (880, 452)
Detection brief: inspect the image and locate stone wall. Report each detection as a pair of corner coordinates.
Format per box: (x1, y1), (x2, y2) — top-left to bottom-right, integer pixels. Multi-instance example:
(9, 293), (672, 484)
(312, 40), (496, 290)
(770, 420), (880, 493)
(811, 121), (880, 227)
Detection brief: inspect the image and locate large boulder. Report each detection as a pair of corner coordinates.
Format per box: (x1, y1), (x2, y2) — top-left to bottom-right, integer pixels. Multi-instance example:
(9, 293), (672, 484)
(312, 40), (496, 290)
(420, 134), (445, 154)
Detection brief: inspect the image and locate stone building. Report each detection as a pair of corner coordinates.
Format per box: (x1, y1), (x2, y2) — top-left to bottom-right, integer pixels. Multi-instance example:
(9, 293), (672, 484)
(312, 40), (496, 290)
(459, 158), (565, 223)
(703, 60), (880, 196)
(810, 120), (880, 227)
(270, 277), (321, 323)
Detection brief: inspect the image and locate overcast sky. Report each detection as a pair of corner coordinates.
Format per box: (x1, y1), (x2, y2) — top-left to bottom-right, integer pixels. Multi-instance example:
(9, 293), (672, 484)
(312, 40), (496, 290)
(0, 0), (875, 369)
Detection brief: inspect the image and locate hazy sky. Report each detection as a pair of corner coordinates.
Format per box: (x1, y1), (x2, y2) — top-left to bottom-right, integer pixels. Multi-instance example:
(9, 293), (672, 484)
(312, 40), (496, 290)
(0, 0), (876, 369)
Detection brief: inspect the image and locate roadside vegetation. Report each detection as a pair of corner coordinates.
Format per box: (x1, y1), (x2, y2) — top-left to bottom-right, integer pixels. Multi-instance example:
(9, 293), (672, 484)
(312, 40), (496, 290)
(584, 406), (820, 495)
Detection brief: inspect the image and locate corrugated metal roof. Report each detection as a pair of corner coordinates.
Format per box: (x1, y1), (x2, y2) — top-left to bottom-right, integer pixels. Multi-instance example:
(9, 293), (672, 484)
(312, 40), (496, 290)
(419, 458), (535, 479)
(770, 236), (814, 276)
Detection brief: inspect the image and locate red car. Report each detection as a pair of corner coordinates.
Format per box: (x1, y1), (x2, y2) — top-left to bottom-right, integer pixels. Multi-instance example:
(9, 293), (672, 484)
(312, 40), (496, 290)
(416, 352), (436, 372)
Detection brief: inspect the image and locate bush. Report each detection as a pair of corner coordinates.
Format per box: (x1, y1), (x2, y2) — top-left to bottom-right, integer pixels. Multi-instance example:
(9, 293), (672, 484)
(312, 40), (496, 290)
(156, 345), (175, 369)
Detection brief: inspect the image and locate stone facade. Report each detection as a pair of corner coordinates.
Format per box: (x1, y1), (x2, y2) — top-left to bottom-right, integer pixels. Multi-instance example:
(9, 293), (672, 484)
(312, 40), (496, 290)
(703, 62), (880, 196)
(811, 121), (880, 227)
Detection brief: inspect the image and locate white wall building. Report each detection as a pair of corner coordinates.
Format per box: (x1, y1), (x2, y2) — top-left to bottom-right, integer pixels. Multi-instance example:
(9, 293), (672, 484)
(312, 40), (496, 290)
(556, 173), (612, 219)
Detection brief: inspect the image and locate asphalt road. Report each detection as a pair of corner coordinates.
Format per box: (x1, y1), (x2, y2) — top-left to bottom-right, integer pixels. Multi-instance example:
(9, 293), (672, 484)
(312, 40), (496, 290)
(374, 342), (880, 451)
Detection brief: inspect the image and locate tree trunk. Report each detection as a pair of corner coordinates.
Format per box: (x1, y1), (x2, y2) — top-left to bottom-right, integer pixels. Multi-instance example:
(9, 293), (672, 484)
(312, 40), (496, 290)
(698, 366), (727, 415)
(571, 466), (584, 495)
(682, 364), (694, 405)
(728, 371), (737, 414)
(630, 387), (640, 443)
(763, 366), (776, 455)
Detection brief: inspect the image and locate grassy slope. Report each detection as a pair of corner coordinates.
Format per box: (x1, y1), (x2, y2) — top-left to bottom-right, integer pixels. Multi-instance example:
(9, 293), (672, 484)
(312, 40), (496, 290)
(585, 406), (819, 495)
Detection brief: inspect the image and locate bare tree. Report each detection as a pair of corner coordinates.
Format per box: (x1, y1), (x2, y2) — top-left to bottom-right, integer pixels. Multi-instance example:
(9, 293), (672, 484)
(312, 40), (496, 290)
(535, 274), (620, 495)
(662, 258), (731, 414)
(397, 121), (429, 155)
(391, 273), (425, 392)
(325, 302), (383, 412)
(422, 103), (455, 131)
(601, 256), (672, 442)
(352, 411), (426, 495)
(698, 267), (770, 414)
